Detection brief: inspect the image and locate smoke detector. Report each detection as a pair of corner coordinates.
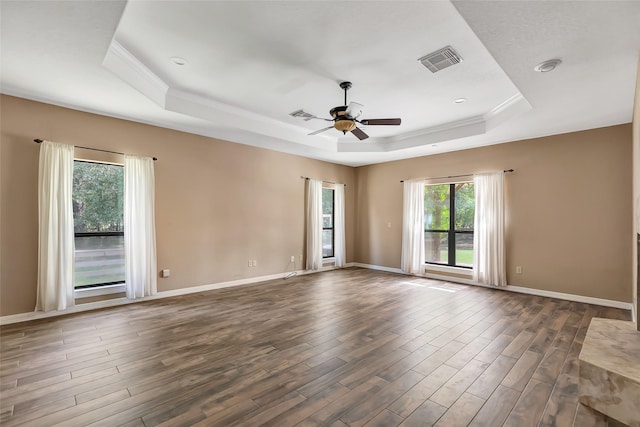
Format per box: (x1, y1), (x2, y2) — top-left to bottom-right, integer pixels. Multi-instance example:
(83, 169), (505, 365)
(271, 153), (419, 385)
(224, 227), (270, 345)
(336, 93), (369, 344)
(534, 59), (562, 73)
(418, 46), (463, 73)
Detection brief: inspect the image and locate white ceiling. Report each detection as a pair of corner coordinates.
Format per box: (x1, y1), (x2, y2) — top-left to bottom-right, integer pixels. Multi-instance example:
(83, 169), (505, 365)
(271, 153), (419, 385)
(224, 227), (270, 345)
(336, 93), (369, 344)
(2, 1), (639, 167)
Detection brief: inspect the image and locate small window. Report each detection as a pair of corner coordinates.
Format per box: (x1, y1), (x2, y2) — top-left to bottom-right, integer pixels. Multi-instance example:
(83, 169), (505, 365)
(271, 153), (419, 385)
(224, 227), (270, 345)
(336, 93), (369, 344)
(322, 187), (335, 258)
(73, 160), (124, 288)
(424, 182), (474, 268)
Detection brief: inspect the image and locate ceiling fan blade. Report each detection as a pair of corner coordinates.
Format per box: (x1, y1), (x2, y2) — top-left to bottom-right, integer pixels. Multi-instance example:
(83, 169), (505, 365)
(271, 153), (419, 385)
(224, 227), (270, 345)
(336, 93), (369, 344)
(346, 102), (364, 119)
(351, 127), (369, 140)
(308, 126), (334, 136)
(309, 115), (333, 122)
(359, 118), (401, 126)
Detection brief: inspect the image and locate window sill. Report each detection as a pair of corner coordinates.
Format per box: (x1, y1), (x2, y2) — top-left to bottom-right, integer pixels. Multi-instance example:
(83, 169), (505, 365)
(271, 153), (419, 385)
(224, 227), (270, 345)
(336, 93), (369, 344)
(425, 264), (473, 277)
(323, 258), (336, 266)
(75, 283), (126, 299)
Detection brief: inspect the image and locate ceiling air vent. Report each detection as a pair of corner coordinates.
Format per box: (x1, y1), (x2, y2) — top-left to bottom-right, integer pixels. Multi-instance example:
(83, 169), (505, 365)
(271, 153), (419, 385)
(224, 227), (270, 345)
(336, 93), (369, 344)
(418, 46), (462, 73)
(289, 109), (315, 121)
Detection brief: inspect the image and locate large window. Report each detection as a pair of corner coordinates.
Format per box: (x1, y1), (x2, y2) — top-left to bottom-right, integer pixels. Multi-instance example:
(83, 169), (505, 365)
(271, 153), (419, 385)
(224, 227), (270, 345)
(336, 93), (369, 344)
(322, 187), (334, 258)
(424, 182), (474, 268)
(73, 161), (124, 288)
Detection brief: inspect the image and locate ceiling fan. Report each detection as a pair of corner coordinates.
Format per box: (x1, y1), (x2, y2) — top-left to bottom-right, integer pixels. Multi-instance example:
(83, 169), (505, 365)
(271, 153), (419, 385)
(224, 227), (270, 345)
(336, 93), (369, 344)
(294, 81), (401, 140)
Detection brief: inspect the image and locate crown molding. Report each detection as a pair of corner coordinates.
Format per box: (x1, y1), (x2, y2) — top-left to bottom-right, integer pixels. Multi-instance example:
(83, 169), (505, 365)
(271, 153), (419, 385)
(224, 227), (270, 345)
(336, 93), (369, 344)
(99, 39), (531, 156)
(102, 39), (168, 107)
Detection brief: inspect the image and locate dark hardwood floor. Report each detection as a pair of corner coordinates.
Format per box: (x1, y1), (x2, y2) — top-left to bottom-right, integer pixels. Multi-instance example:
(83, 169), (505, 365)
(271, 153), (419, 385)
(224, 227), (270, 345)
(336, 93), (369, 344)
(0, 267), (631, 426)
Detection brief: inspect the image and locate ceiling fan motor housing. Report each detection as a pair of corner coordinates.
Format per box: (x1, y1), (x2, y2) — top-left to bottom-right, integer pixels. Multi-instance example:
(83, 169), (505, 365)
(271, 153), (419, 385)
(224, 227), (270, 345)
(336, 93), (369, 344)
(330, 106), (356, 132)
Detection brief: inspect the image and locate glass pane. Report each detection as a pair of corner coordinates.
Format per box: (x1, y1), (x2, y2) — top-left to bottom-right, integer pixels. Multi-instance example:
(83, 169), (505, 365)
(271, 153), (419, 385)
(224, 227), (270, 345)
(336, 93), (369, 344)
(73, 161), (124, 232)
(75, 235), (125, 287)
(425, 232), (448, 264)
(322, 229), (334, 258)
(322, 188), (334, 228)
(455, 233), (474, 267)
(455, 183), (474, 231)
(424, 184), (450, 230)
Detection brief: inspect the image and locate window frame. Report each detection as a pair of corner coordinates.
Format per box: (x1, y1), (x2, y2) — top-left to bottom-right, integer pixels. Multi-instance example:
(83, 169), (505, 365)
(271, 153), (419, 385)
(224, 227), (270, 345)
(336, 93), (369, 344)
(73, 159), (125, 291)
(424, 182), (474, 269)
(322, 186), (335, 259)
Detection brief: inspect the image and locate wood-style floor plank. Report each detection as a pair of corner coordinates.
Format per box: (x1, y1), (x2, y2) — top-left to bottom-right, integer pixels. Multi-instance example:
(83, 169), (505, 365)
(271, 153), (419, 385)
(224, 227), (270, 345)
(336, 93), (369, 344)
(0, 267), (631, 426)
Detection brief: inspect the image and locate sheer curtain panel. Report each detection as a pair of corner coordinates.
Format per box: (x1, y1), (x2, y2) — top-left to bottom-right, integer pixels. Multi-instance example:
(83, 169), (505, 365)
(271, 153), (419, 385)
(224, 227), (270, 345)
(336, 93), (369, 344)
(334, 183), (346, 267)
(36, 141), (75, 311)
(473, 171), (507, 286)
(306, 179), (323, 270)
(124, 155), (157, 299)
(401, 180), (425, 274)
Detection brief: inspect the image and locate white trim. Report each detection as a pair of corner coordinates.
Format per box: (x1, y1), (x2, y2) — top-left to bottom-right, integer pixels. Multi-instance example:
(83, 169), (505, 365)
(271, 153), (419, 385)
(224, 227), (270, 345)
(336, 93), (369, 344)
(3, 263), (631, 325)
(74, 283), (125, 299)
(0, 264), (354, 325)
(425, 264), (473, 275)
(426, 273), (476, 284)
(350, 262), (404, 274)
(425, 274), (633, 311)
(354, 264), (633, 312)
(102, 40), (169, 107)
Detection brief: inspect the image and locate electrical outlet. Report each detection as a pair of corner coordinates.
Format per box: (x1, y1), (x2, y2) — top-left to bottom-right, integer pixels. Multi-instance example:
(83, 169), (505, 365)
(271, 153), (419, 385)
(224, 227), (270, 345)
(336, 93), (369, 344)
(161, 269), (170, 278)
(248, 260), (252, 267)
(290, 255), (295, 263)
(252, 260), (257, 267)
(516, 266), (523, 274)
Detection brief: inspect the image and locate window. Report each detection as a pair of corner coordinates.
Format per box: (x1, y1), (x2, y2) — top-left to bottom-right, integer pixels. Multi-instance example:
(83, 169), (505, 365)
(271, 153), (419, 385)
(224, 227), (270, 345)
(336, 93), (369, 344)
(322, 187), (334, 258)
(424, 182), (474, 268)
(73, 160), (125, 288)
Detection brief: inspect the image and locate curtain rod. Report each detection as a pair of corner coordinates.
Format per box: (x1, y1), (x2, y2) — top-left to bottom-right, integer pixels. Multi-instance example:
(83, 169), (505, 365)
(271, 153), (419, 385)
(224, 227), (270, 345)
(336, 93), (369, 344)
(301, 176), (346, 187)
(400, 169), (514, 183)
(34, 139), (158, 161)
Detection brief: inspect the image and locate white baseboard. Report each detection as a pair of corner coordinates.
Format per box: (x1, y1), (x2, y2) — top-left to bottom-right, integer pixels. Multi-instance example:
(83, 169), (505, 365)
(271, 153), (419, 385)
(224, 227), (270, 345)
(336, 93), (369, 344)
(349, 264), (633, 312)
(423, 272), (633, 311)
(350, 262), (403, 274)
(2, 263), (632, 325)
(0, 264), (351, 326)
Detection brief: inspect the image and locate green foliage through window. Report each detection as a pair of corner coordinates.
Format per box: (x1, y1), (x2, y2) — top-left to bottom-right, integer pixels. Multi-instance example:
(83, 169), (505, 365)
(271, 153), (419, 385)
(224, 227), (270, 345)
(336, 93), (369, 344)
(322, 188), (334, 258)
(73, 160), (125, 288)
(424, 182), (475, 267)
(73, 161), (124, 232)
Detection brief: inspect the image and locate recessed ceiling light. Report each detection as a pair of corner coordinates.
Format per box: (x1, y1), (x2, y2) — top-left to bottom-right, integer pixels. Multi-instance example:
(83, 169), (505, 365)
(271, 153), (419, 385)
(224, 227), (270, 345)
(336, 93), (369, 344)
(170, 56), (188, 66)
(454, 98), (467, 104)
(534, 59), (561, 73)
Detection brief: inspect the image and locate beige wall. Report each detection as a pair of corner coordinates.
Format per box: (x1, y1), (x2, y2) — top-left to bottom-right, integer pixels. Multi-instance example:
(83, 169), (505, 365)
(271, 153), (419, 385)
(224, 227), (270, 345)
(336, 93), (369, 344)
(1, 94), (634, 316)
(633, 56), (640, 328)
(0, 95), (356, 316)
(355, 125), (633, 303)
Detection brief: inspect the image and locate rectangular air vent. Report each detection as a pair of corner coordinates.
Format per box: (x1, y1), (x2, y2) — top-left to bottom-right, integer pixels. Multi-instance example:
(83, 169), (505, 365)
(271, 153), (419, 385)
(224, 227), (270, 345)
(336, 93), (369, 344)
(289, 109), (315, 121)
(418, 46), (462, 73)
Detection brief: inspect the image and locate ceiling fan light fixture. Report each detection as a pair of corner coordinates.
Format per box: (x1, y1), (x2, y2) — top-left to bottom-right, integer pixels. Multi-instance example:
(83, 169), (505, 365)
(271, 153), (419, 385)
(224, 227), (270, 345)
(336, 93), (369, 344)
(334, 119), (356, 133)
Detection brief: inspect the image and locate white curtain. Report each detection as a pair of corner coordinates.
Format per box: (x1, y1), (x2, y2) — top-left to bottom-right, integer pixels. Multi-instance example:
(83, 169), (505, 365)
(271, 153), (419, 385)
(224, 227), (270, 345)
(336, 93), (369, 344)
(124, 155), (157, 299)
(401, 179), (425, 274)
(473, 171), (507, 286)
(306, 179), (323, 270)
(334, 183), (346, 267)
(36, 141), (75, 312)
